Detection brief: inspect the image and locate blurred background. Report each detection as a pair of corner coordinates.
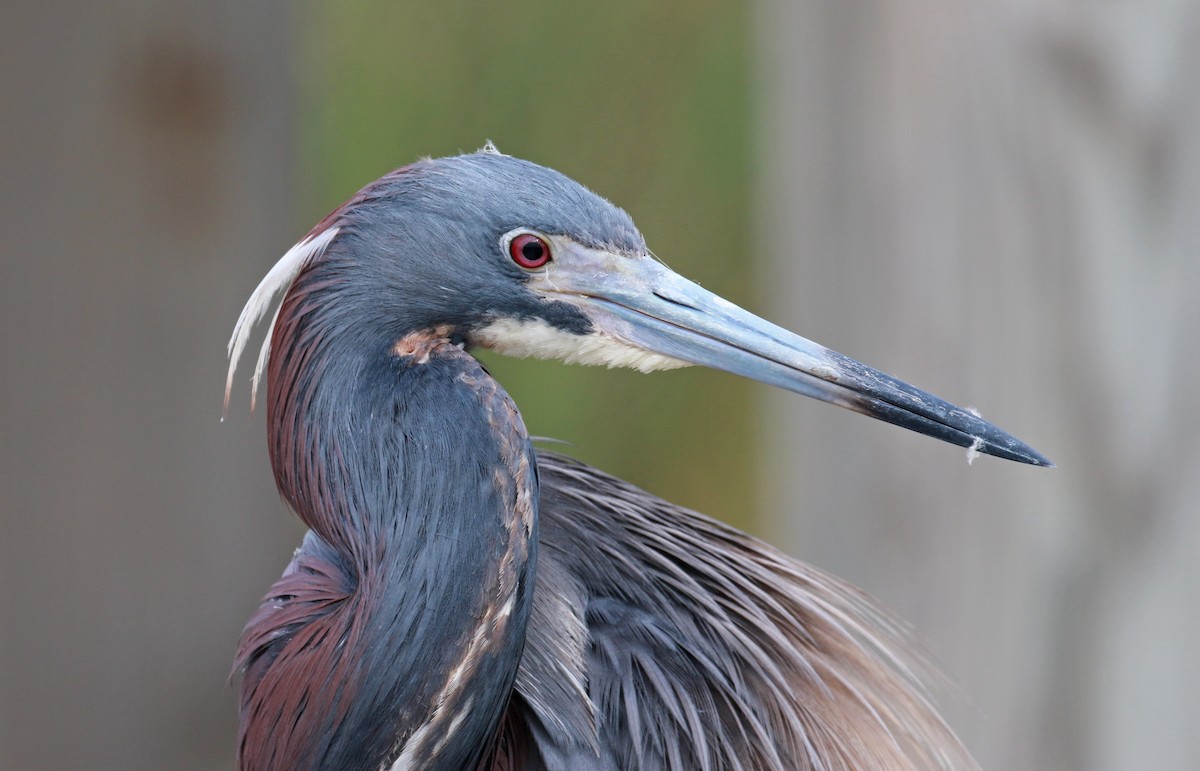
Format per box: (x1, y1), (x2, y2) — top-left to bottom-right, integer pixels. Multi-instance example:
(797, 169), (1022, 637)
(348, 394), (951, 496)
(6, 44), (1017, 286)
(2, 1), (1197, 769)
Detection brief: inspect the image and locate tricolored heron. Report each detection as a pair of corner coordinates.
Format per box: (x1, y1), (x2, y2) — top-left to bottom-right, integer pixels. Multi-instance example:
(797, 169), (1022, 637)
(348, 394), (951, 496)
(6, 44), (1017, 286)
(226, 145), (1049, 771)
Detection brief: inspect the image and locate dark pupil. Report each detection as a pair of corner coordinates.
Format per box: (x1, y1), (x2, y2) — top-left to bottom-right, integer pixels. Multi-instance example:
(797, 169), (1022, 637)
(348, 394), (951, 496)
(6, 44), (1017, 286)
(521, 240), (544, 262)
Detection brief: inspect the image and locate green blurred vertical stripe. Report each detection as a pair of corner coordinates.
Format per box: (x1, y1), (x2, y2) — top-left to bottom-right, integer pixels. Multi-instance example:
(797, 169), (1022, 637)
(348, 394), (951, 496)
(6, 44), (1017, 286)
(300, 0), (757, 530)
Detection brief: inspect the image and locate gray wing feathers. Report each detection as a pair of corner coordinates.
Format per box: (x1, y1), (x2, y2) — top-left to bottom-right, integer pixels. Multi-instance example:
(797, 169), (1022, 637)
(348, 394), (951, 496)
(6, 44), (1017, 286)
(511, 543), (599, 755)
(512, 451), (977, 771)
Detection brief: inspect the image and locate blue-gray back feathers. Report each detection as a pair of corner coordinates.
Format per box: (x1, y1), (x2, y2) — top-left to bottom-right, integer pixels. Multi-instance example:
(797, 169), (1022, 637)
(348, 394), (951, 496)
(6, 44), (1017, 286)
(505, 453), (977, 771)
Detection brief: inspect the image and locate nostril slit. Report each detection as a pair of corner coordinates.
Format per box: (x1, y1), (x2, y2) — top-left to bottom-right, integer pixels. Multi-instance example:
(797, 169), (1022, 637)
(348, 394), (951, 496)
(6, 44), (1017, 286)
(653, 291), (698, 310)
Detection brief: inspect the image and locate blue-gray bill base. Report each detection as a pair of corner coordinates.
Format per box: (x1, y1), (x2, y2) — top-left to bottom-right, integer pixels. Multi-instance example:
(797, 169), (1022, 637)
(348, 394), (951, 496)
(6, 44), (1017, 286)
(227, 145), (1051, 771)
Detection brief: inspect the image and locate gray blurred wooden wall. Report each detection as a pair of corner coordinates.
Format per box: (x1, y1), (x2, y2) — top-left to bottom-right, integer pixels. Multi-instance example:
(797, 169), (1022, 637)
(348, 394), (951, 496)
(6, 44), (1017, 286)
(755, 3), (1200, 770)
(1, 3), (299, 769)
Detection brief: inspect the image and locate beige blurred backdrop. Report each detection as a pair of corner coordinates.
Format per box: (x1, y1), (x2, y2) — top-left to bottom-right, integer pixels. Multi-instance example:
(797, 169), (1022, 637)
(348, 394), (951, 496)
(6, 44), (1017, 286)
(1, 2), (1196, 769)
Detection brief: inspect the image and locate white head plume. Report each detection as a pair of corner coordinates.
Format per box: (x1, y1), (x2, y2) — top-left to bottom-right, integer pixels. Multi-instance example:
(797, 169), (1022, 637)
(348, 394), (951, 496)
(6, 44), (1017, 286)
(224, 227), (340, 414)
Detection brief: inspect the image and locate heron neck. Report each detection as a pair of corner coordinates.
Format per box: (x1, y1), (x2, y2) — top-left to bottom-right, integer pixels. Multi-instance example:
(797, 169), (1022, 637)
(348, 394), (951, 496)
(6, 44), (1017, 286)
(263, 325), (538, 770)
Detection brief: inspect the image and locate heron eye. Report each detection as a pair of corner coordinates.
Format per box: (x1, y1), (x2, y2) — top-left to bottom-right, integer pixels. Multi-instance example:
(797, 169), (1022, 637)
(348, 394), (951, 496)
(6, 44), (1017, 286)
(509, 233), (552, 270)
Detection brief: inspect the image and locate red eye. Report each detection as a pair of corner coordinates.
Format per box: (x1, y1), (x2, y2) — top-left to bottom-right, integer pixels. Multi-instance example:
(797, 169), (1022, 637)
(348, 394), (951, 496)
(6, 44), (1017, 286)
(509, 233), (552, 269)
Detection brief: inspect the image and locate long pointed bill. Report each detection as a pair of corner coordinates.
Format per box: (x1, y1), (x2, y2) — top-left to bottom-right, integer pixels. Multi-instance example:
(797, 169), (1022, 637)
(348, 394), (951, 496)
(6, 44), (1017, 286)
(529, 243), (1052, 467)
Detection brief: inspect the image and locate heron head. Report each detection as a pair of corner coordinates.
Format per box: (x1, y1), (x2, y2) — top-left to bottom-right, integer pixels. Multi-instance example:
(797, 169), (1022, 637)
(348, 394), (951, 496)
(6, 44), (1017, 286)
(228, 146), (1050, 466)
